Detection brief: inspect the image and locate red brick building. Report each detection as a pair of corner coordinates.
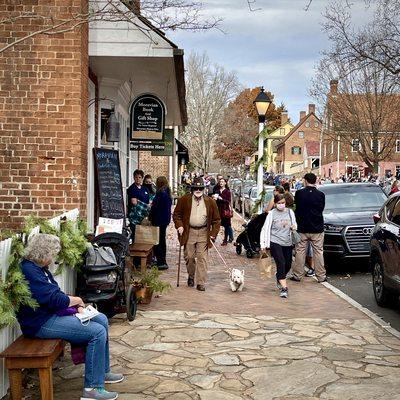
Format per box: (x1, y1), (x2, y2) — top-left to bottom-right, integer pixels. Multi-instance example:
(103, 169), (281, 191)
(0, 0), (187, 230)
(320, 80), (400, 179)
(275, 104), (321, 175)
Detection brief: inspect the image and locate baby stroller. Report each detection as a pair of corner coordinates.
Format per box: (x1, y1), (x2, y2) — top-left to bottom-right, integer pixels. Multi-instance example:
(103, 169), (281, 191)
(77, 232), (138, 321)
(235, 213), (267, 258)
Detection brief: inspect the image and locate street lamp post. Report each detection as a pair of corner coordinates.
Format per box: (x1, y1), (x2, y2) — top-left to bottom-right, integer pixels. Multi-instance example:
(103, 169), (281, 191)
(254, 87), (272, 213)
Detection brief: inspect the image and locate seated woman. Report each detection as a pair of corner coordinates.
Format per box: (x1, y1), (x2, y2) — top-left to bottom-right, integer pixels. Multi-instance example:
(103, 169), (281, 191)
(16, 233), (123, 400)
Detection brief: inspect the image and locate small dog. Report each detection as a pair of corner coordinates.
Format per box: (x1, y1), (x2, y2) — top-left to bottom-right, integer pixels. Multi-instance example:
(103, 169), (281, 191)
(229, 268), (245, 292)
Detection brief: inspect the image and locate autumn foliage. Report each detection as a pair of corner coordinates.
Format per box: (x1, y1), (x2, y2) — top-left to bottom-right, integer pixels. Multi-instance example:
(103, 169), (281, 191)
(214, 87), (284, 167)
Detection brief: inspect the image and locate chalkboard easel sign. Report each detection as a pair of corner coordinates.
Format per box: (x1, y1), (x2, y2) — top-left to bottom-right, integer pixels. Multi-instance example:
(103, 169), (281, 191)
(93, 148), (125, 221)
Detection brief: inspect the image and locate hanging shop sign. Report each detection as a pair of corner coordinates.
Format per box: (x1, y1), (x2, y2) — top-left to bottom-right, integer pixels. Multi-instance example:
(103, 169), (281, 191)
(130, 94), (165, 141)
(151, 129), (174, 156)
(130, 141), (165, 151)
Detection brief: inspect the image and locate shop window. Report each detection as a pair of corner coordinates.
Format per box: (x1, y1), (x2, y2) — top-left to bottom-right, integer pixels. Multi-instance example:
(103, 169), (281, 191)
(396, 140), (400, 153)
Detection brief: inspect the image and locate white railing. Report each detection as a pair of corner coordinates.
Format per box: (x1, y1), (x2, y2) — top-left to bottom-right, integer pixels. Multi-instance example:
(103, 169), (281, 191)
(0, 209), (80, 398)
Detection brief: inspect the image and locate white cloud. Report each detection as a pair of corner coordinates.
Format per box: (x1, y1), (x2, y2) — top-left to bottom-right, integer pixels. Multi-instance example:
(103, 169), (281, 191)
(169, 0), (374, 122)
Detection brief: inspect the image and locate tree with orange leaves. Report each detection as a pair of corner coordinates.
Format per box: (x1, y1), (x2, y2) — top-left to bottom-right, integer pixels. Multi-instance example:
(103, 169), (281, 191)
(214, 87), (285, 168)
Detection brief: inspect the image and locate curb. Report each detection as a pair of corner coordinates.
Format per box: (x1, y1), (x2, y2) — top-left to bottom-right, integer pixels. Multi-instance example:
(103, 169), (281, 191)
(322, 280), (400, 339)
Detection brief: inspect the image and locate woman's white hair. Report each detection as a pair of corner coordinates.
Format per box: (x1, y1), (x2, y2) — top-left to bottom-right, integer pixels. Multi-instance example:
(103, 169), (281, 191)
(24, 233), (61, 265)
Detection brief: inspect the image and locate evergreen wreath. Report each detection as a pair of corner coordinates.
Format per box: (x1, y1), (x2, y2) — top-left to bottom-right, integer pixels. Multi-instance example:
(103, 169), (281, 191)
(0, 215), (88, 328)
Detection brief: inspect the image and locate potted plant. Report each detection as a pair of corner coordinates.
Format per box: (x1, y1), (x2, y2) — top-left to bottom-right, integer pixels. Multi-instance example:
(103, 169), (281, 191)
(131, 267), (171, 304)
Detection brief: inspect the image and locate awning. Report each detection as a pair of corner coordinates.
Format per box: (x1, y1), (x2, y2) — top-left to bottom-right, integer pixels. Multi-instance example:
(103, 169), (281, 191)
(176, 138), (189, 165)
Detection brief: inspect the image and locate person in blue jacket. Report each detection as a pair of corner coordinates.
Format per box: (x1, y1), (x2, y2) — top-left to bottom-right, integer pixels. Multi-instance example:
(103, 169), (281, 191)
(16, 234), (123, 400)
(149, 176), (173, 270)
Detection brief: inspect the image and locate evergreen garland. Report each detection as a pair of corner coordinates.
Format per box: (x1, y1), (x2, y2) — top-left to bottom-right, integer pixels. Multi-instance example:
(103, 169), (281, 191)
(0, 214), (89, 328)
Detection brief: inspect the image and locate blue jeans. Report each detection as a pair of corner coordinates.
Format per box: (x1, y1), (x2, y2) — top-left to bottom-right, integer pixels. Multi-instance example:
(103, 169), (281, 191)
(35, 313), (110, 388)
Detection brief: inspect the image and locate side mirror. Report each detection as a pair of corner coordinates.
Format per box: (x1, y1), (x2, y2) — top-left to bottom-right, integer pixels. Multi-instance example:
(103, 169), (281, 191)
(373, 213), (381, 224)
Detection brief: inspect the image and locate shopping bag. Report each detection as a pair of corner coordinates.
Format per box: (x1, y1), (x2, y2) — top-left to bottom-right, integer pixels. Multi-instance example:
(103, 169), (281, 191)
(135, 225), (160, 245)
(258, 252), (274, 280)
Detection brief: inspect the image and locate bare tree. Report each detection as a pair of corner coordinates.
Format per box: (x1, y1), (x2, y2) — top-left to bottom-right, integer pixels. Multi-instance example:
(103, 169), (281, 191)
(0, 0), (221, 54)
(311, 54), (400, 173)
(322, 0), (400, 76)
(181, 52), (240, 173)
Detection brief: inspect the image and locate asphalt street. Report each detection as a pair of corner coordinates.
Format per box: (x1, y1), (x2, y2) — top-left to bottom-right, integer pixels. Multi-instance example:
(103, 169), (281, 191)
(327, 260), (400, 332)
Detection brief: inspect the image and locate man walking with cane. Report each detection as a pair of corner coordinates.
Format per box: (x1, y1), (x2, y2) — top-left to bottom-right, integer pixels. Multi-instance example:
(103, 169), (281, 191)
(173, 177), (220, 291)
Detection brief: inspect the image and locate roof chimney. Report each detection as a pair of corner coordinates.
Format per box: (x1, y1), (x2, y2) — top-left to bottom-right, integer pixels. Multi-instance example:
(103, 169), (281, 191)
(300, 111), (306, 121)
(330, 79), (338, 94)
(281, 111), (288, 126)
(308, 104), (315, 114)
(132, 0), (140, 13)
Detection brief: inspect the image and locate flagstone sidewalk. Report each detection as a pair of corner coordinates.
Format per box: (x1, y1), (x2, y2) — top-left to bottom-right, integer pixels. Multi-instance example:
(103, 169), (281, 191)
(17, 214), (400, 399)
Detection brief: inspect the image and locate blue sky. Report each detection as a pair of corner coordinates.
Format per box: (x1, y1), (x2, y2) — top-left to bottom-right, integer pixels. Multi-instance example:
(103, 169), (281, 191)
(169, 0), (370, 124)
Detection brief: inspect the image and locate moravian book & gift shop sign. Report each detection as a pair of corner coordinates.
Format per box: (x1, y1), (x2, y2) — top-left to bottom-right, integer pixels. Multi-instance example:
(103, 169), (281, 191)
(130, 93), (166, 150)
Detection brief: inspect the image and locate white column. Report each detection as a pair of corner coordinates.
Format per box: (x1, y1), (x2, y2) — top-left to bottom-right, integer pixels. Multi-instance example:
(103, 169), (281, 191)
(336, 135), (340, 179)
(257, 121), (265, 213)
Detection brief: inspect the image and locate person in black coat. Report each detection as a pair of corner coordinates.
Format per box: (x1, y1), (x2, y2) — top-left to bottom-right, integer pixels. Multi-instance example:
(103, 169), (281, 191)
(149, 176), (173, 270)
(291, 173), (326, 283)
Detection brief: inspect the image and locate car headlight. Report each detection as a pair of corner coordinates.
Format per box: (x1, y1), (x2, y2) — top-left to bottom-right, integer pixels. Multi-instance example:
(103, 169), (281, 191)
(324, 224), (345, 233)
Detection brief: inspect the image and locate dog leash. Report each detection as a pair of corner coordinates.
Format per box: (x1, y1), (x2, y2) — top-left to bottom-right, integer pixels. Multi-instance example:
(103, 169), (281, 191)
(211, 240), (232, 273)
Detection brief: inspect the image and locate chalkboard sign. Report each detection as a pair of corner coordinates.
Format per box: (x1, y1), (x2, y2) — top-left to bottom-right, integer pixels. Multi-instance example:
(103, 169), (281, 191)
(93, 148), (125, 220)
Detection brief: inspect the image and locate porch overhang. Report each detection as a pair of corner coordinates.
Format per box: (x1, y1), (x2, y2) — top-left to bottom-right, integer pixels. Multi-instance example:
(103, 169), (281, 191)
(88, 10), (187, 126)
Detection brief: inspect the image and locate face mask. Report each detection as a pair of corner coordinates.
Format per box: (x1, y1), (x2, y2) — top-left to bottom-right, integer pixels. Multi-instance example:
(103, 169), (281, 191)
(276, 203), (285, 211)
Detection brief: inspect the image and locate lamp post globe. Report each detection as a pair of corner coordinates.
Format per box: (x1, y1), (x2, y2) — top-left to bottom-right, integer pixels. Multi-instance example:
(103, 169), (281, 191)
(253, 87), (272, 212)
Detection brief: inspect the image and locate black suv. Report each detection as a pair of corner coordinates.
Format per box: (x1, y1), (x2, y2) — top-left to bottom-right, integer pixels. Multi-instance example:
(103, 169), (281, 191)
(318, 183), (387, 263)
(370, 192), (400, 306)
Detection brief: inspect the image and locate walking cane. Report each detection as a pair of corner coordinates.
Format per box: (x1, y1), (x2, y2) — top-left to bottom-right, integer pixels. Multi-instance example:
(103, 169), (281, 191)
(177, 233), (182, 287)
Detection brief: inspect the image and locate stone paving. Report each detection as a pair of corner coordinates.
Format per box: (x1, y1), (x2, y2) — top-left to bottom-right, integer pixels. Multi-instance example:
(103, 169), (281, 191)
(17, 214), (400, 399)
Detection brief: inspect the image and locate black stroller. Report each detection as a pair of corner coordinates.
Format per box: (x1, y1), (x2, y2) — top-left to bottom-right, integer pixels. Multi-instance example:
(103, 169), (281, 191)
(235, 213), (267, 258)
(77, 232), (138, 321)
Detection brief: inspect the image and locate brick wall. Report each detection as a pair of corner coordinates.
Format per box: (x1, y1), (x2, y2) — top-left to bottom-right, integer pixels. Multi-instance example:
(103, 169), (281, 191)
(0, 0), (89, 230)
(138, 151), (169, 180)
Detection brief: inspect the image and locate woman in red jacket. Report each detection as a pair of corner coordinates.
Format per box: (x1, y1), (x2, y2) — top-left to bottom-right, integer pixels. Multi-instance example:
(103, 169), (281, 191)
(214, 178), (234, 245)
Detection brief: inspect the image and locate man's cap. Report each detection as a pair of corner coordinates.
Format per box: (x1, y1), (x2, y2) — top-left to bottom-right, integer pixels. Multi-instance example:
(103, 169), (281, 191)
(191, 177), (205, 189)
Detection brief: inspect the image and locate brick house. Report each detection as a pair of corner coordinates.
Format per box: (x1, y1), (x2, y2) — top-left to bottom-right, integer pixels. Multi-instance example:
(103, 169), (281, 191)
(320, 80), (400, 179)
(275, 104), (322, 175)
(264, 111), (293, 173)
(0, 0), (187, 230)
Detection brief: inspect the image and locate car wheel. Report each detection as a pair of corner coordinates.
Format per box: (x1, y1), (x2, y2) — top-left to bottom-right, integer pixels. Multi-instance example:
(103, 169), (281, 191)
(236, 244), (242, 255)
(372, 257), (392, 307)
(246, 249), (253, 258)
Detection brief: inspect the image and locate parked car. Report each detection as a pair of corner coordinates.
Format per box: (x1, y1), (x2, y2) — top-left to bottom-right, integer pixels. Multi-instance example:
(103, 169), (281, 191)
(243, 186), (275, 217)
(231, 179), (242, 207)
(234, 180), (255, 213)
(370, 192), (400, 307)
(318, 183), (387, 264)
(243, 186), (257, 217)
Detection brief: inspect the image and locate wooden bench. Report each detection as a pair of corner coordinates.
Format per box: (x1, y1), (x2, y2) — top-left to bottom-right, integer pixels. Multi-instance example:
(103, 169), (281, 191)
(129, 243), (154, 274)
(0, 337), (64, 400)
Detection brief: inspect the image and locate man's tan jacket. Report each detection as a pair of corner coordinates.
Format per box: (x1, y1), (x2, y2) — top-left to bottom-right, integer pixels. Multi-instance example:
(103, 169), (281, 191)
(173, 194), (221, 248)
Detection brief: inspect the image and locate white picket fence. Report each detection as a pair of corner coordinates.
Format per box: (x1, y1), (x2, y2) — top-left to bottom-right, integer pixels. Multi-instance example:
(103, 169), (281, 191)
(0, 209), (80, 398)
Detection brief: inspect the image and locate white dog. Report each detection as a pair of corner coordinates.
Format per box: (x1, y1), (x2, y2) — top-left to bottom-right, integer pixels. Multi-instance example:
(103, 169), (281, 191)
(229, 268), (245, 292)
